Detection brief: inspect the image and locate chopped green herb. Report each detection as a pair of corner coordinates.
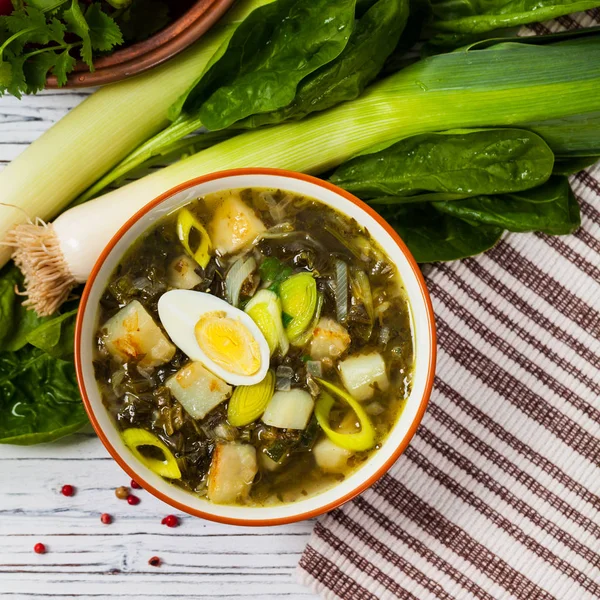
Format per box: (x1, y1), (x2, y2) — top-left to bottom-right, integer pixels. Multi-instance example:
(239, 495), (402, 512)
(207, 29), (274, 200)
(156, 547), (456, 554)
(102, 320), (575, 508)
(0, 0), (165, 98)
(259, 257), (292, 292)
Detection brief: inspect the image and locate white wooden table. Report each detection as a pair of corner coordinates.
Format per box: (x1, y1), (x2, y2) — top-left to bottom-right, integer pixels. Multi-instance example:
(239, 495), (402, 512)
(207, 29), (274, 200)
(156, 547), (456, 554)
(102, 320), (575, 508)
(0, 90), (316, 600)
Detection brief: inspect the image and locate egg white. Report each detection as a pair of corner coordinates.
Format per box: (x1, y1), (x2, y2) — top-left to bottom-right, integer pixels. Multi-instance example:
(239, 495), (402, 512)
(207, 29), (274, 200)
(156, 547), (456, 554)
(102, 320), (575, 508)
(157, 289), (270, 386)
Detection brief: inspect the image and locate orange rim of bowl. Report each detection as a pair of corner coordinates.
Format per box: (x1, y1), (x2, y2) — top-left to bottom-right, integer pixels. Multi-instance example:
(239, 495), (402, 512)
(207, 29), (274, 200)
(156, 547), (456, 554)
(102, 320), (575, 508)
(75, 168), (437, 526)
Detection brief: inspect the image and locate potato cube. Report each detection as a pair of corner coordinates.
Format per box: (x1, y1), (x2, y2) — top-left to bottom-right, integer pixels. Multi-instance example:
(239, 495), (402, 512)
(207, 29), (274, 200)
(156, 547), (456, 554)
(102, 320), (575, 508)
(102, 300), (175, 369)
(166, 362), (232, 420)
(313, 437), (353, 473)
(209, 191), (266, 255)
(338, 352), (389, 401)
(167, 255), (203, 290)
(262, 389), (314, 430)
(208, 443), (258, 504)
(310, 317), (351, 360)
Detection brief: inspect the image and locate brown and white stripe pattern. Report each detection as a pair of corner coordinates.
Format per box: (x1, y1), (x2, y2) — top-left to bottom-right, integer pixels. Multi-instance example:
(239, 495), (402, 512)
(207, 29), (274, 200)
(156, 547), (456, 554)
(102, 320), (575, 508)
(299, 11), (600, 599)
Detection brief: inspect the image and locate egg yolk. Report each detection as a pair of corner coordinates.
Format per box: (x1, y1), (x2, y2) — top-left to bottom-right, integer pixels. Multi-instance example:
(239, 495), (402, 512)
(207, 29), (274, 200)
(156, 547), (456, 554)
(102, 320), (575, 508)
(194, 311), (261, 376)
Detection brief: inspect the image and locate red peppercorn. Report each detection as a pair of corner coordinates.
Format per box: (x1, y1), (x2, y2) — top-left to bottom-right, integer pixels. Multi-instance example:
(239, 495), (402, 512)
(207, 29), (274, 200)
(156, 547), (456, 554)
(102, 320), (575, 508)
(61, 484), (75, 497)
(161, 515), (179, 528)
(130, 479), (142, 489)
(127, 494), (140, 505)
(34, 543), (46, 554)
(100, 513), (112, 525)
(148, 556), (161, 567)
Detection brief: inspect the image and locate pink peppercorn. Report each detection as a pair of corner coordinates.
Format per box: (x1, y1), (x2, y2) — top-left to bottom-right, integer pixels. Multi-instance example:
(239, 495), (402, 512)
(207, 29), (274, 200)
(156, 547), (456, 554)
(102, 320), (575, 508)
(34, 543), (46, 554)
(61, 484), (75, 497)
(161, 515), (179, 528)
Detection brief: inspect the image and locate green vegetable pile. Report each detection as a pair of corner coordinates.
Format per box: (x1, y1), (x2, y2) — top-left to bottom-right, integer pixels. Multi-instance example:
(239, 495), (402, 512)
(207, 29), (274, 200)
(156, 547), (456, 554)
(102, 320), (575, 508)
(330, 129), (582, 261)
(0, 265), (85, 444)
(0, 0), (172, 97)
(0, 0), (599, 445)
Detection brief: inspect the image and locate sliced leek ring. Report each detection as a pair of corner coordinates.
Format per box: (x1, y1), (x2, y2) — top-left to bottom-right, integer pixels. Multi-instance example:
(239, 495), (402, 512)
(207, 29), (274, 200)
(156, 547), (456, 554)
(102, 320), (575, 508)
(228, 370), (276, 427)
(176, 208), (212, 269)
(122, 428), (182, 479)
(314, 379), (376, 452)
(280, 272), (317, 343)
(289, 292), (323, 348)
(245, 289), (289, 356)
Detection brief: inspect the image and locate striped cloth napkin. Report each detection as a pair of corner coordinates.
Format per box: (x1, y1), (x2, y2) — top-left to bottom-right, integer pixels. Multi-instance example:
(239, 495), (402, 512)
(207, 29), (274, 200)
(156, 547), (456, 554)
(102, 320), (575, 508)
(298, 11), (600, 600)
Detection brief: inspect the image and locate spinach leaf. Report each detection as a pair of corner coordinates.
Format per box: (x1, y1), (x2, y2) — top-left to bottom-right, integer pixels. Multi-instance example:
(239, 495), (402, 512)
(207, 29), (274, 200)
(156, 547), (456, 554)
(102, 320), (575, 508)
(433, 177), (581, 235)
(0, 266), (85, 445)
(428, 0), (600, 35)
(377, 203), (504, 262)
(26, 309), (78, 359)
(0, 345), (87, 445)
(238, 0), (409, 128)
(370, 192), (472, 204)
(0, 264), (48, 351)
(331, 129), (554, 199)
(172, 0), (358, 131)
(369, 172), (583, 205)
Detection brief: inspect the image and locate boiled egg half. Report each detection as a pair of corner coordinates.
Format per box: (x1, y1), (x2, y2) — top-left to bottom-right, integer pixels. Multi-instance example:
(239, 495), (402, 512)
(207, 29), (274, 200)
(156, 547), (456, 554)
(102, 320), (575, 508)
(158, 289), (270, 386)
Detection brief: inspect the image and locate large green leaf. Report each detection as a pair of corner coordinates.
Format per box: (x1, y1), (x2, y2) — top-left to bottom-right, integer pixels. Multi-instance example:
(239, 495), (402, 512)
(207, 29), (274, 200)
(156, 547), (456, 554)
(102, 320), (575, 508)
(331, 129), (554, 199)
(173, 0), (358, 130)
(26, 309), (78, 359)
(238, 0), (409, 128)
(0, 267), (86, 445)
(378, 203), (504, 262)
(433, 177), (581, 235)
(0, 264), (48, 352)
(0, 345), (87, 445)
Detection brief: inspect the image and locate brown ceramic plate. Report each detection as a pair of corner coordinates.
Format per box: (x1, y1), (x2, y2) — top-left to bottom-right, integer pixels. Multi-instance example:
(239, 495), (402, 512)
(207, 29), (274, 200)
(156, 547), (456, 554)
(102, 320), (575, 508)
(46, 0), (235, 88)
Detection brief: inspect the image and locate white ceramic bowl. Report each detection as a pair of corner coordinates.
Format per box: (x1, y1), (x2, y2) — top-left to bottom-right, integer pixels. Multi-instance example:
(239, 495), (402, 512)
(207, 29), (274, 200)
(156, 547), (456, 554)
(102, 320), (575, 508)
(75, 168), (436, 526)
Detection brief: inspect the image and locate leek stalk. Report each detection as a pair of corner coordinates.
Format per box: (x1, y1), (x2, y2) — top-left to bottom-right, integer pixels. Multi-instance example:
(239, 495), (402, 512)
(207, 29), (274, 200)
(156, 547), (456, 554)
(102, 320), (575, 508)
(55, 36), (600, 276)
(89, 38), (600, 195)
